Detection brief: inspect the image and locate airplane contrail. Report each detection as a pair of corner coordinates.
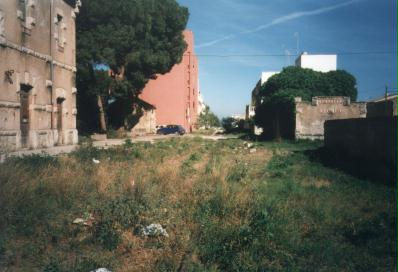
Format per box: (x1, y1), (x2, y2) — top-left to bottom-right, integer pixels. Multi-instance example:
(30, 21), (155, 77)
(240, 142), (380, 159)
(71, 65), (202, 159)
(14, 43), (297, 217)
(196, 34), (236, 49)
(196, 0), (361, 49)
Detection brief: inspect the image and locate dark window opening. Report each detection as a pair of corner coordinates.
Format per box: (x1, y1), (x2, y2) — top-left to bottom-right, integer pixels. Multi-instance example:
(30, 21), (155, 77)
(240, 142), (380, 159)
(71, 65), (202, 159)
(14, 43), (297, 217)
(57, 97), (65, 104)
(20, 83), (32, 93)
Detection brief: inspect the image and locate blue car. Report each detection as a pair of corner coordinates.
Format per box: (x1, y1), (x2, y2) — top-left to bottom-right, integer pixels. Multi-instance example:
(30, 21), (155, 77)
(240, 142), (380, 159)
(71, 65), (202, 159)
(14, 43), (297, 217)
(156, 125), (186, 135)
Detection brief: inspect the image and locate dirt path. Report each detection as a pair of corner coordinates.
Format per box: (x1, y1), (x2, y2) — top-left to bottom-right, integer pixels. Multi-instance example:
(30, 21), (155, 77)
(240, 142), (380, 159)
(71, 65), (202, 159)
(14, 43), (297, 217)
(0, 134), (238, 162)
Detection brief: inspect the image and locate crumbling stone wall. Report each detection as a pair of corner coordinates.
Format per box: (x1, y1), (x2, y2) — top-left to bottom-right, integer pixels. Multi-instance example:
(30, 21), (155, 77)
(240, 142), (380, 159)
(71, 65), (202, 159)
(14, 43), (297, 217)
(295, 96), (366, 140)
(131, 109), (157, 136)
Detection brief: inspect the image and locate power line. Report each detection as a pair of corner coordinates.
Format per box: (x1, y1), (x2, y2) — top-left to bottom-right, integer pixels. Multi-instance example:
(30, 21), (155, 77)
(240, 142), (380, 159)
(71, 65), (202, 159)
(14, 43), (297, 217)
(183, 51), (397, 58)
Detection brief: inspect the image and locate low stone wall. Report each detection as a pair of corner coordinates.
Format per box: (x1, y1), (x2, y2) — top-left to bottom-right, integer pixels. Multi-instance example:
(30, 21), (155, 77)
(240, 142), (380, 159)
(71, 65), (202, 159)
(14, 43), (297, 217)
(324, 116), (397, 169)
(131, 109), (157, 136)
(295, 96), (367, 140)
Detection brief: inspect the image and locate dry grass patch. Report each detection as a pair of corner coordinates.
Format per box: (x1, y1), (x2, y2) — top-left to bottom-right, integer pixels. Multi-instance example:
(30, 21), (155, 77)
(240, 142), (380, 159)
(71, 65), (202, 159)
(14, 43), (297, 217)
(0, 138), (395, 271)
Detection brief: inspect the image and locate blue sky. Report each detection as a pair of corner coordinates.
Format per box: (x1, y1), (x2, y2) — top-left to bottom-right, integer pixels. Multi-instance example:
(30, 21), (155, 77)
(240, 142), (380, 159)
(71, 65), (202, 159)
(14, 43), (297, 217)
(176, 0), (397, 118)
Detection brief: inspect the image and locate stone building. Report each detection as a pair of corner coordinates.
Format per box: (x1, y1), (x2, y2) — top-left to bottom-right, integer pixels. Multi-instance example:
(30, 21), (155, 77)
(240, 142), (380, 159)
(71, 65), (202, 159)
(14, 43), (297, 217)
(0, 0), (80, 150)
(295, 96), (366, 140)
(132, 30), (199, 135)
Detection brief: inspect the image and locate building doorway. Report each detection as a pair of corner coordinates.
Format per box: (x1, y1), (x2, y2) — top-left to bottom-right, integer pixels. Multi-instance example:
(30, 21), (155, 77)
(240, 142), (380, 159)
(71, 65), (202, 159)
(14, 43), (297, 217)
(20, 84), (32, 148)
(57, 97), (65, 144)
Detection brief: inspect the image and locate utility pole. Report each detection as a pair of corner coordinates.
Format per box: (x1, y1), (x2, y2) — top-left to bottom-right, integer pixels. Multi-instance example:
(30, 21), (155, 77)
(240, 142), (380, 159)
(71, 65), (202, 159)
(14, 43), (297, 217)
(385, 85), (388, 100)
(384, 85), (388, 116)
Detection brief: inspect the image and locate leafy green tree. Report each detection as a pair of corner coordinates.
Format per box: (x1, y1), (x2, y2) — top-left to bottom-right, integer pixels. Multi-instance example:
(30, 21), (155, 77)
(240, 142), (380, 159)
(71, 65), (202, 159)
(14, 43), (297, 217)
(196, 106), (220, 129)
(76, 0), (189, 133)
(255, 66), (358, 139)
(221, 117), (236, 133)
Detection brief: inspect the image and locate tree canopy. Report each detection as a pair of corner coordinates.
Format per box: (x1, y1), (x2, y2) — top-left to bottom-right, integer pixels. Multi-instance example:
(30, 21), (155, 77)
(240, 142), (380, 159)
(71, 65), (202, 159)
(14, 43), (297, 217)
(76, 0), (189, 133)
(196, 105), (220, 129)
(255, 66), (358, 139)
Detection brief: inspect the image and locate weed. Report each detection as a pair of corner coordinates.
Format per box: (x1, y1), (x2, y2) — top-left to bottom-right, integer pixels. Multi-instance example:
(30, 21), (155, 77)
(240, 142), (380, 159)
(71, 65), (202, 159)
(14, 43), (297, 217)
(5, 153), (59, 170)
(71, 145), (102, 163)
(180, 153), (201, 176)
(265, 153), (295, 178)
(70, 255), (115, 272)
(0, 137), (395, 271)
(226, 161), (248, 182)
(43, 257), (61, 272)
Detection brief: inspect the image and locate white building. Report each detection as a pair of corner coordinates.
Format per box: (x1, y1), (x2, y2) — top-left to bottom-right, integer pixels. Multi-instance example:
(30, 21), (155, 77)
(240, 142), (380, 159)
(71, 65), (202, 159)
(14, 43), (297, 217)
(295, 52), (337, 73)
(197, 88), (206, 115)
(260, 71), (280, 85)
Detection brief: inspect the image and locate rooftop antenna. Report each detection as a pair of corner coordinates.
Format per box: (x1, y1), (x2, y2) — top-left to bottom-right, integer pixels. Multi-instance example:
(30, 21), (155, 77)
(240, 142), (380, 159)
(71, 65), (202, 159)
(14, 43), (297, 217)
(284, 49), (291, 65)
(294, 32), (300, 56)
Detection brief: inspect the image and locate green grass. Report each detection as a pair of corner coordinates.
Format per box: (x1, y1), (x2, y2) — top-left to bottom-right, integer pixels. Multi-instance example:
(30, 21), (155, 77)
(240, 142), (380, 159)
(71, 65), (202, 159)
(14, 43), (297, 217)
(0, 138), (395, 271)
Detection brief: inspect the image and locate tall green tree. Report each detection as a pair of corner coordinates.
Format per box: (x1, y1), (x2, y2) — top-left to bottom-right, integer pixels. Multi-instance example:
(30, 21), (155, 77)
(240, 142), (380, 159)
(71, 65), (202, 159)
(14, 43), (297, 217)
(255, 66), (358, 139)
(196, 105), (220, 129)
(76, 0), (189, 133)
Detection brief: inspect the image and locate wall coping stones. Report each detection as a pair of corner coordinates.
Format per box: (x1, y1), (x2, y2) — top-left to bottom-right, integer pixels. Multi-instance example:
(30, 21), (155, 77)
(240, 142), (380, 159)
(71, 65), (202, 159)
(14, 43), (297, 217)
(0, 101), (20, 108)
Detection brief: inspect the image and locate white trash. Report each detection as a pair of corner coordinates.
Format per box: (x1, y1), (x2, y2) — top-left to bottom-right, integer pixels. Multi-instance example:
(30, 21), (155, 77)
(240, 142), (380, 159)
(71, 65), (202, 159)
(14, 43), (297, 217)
(141, 223), (169, 238)
(91, 268), (112, 272)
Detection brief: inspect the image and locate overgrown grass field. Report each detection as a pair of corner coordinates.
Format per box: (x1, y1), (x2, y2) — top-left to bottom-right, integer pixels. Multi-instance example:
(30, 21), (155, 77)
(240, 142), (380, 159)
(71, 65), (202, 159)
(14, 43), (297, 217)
(0, 137), (396, 271)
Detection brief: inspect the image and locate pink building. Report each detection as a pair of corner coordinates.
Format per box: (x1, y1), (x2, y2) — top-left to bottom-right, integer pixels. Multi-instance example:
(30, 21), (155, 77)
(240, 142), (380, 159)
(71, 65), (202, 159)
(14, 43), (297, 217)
(133, 30), (199, 134)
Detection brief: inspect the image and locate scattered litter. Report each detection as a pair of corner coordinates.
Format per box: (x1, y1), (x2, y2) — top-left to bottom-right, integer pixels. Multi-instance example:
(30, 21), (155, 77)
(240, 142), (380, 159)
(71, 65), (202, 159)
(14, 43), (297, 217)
(90, 268), (112, 272)
(250, 148), (257, 154)
(141, 223), (169, 238)
(247, 143), (254, 148)
(73, 218), (85, 224)
(92, 158), (100, 164)
(73, 212), (94, 227)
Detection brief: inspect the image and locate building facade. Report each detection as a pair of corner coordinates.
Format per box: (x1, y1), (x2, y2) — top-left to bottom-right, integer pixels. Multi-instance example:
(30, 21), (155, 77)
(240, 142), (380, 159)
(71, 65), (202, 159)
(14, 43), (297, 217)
(133, 30), (199, 134)
(0, 0), (80, 151)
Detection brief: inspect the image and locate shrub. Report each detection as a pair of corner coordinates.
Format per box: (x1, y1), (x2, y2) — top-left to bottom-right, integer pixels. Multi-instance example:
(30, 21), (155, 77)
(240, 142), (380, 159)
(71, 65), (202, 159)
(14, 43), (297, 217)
(94, 196), (144, 250)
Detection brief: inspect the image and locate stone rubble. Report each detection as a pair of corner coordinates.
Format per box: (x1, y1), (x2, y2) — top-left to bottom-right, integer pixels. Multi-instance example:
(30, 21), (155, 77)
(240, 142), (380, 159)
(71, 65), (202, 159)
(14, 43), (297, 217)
(72, 213), (94, 227)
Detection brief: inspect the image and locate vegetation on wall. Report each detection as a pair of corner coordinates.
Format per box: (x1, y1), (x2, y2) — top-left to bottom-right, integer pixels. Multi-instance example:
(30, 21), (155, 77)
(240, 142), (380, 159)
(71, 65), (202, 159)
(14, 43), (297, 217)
(255, 66), (358, 139)
(76, 0), (189, 133)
